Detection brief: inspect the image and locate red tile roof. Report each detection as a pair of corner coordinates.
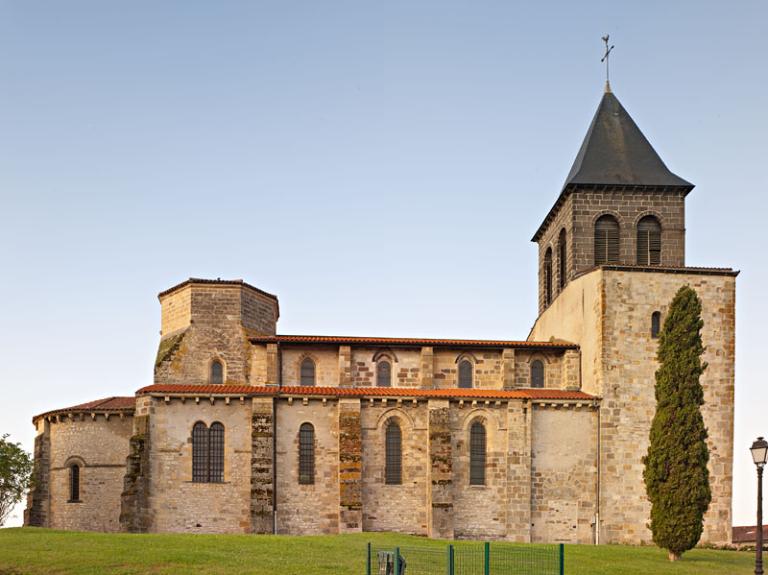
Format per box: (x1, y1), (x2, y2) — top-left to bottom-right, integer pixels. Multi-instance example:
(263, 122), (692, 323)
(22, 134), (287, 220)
(33, 396), (135, 422)
(250, 335), (577, 349)
(732, 525), (768, 544)
(137, 384), (596, 401)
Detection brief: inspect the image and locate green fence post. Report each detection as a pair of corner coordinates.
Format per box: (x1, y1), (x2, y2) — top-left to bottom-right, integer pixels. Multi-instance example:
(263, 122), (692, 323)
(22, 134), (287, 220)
(484, 542), (490, 575)
(394, 547), (400, 575)
(559, 543), (565, 575)
(366, 542), (371, 575)
(446, 544), (454, 575)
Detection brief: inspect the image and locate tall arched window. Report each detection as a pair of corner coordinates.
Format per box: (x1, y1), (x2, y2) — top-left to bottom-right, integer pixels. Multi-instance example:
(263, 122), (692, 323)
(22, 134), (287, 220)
(530, 360), (545, 388)
(208, 422), (225, 483)
(69, 464), (81, 502)
(637, 216), (662, 266)
(377, 360), (392, 387)
(210, 360), (224, 385)
(558, 229), (567, 290)
(298, 423), (315, 485)
(544, 247), (553, 305)
(595, 215), (620, 265)
(192, 421), (225, 483)
(458, 360), (473, 389)
(385, 421), (402, 485)
(300, 358), (316, 386)
(651, 311), (662, 339)
(192, 422), (209, 483)
(469, 421), (486, 486)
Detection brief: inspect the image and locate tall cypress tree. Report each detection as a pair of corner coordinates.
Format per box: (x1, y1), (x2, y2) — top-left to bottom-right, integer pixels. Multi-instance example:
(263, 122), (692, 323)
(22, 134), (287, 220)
(643, 285), (711, 561)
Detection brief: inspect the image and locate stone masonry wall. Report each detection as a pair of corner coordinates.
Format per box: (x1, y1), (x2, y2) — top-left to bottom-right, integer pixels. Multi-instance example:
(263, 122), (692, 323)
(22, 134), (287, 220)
(598, 270), (735, 545)
(275, 399), (340, 534)
(531, 406), (597, 544)
(48, 415), (132, 532)
(24, 419), (50, 527)
(146, 398), (252, 533)
(452, 405), (509, 539)
(361, 402), (429, 535)
(250, 397), (274, 534)
(530, 267), (735, 545)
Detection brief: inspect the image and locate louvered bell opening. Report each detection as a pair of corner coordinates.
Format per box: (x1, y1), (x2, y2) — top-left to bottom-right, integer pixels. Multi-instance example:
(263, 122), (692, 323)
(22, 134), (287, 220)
(595, 215), (620, 265)
(544, 248), (553, 305)
(558, 230), (567, 290)
(637, 216), (661, 266)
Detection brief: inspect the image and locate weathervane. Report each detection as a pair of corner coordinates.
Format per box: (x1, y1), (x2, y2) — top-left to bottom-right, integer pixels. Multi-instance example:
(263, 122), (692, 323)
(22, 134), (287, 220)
(601, 35), (615, 91)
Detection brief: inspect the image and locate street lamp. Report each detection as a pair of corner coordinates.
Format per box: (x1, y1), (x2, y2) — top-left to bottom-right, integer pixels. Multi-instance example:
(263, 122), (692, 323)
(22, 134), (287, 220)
(751, 437), (768, 575)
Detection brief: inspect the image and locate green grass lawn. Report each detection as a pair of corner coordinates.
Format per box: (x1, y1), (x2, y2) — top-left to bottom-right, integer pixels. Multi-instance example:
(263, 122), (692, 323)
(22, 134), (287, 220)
(0, 528), (755, 575)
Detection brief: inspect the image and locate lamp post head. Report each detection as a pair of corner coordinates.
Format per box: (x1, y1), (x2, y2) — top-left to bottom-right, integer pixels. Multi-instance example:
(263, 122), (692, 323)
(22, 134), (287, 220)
(752, 436), (768, 468)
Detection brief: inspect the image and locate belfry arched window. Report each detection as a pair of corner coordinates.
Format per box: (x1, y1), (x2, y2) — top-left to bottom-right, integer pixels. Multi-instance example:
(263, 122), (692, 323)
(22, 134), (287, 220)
(377, 360), (392, 387)
(458, 359), (473, 389)
(595, 215), (620, 265)
(298, 423), (315, 485)
(469, 421), (486, 486)
(69, 464), (81, 502)
(558, 229), (567, 290)
(300, 358), (316, 386)
(192, 421), (225, 483)
(531, 360), (545, 388)
(544, 247), (553, 305)
(210, 360), (224, 385)
(637, 216), (662, 266)
(385, 421), (402, 485)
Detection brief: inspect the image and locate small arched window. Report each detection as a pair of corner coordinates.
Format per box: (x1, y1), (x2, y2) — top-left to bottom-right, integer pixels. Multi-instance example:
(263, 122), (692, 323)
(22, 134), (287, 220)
(544, 247), (553, 305)
(300, 358), (316, 386)
(558, 229), (567, 290)
(208, 422), (225, 483)
(210, 360), (224, 385)
(298, 423), (315, 485)
(469, 422), (486, 486)
(192, 422), (209, 483)
(377, 360), (392, 387)
(651, 311), (662, 339)
(595, 215), (620, 265)
(637, 216), (662, 266)
(531, 360), (545, 388)
(458, 360), (473, 389)
(69, 464), (81, 502)
(385, 421), (402, 485)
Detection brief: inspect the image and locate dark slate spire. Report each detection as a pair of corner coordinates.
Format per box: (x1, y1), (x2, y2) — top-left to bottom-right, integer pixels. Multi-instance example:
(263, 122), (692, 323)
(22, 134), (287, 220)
(563, 88), (693, 190)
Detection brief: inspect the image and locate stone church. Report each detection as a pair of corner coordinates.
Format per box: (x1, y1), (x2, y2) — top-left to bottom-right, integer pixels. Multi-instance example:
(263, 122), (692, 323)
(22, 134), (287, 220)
(25, 85), (736, 545)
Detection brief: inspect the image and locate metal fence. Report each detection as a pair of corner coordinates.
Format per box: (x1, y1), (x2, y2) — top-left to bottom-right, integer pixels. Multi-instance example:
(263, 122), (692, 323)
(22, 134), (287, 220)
(367, 542), (564, 575)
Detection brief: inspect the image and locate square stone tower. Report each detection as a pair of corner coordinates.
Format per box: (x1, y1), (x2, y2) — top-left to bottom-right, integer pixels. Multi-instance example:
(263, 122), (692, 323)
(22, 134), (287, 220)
(529, 85), (736, 546)
(154, 278), (279, 386)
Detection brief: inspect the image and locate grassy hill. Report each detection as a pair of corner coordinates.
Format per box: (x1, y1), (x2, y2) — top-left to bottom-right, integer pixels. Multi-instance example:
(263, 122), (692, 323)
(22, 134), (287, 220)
(0, 528), (754, 575)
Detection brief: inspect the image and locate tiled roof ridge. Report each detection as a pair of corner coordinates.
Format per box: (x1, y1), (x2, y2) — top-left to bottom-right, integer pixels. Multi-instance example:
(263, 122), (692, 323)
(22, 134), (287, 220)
(249, 335), (578, 349)
(137, 384), (597, 401)
(33, 396), (136, 422)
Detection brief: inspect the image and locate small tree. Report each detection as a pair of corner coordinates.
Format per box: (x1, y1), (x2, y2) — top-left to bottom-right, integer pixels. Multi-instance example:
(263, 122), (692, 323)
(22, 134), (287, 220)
(0, 434), (33, 526)
(643, 286), (711, 561)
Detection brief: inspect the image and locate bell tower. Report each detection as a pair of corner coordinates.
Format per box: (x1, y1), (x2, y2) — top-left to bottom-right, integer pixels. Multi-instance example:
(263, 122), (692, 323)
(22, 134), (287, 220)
(532, 85), (693, 314)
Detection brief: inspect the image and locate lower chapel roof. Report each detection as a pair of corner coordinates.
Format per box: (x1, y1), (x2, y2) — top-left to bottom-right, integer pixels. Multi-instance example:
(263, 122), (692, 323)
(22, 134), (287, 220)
(34, 386), (596, 422)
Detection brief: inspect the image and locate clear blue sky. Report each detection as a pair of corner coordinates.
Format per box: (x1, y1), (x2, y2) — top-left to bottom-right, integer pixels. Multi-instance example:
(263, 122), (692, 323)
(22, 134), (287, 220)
(1, 1), (766, 528)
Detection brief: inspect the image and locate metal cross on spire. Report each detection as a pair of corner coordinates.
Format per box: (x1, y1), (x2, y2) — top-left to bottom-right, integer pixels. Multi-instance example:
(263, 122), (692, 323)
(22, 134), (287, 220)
(601, 35), (615, 92)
